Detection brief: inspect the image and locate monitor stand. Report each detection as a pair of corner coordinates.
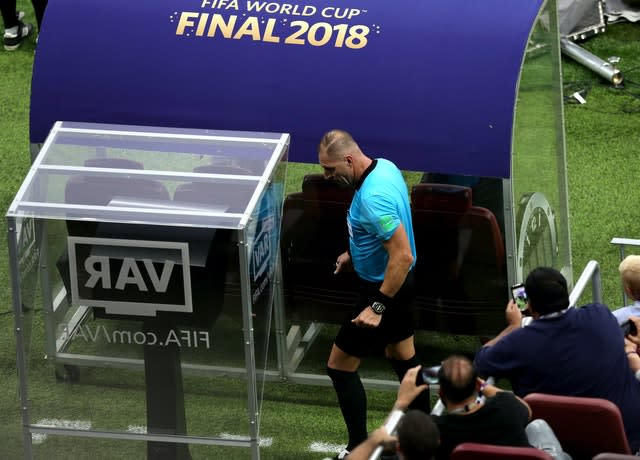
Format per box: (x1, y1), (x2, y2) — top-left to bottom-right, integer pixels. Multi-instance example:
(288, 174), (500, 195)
(143, 318), (192, 460)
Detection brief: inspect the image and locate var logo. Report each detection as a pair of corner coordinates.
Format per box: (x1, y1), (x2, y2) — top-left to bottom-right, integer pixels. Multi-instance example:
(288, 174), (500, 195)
(68, 237), (192, 316)
(251, 217), (273, 282)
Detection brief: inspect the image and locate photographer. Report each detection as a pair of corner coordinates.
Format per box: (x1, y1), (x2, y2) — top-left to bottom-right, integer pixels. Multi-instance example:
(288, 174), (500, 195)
(432, 355), (569, 460)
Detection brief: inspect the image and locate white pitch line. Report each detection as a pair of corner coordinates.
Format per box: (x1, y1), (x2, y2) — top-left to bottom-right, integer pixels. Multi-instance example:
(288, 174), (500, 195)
(31, 433), (47, 445)
(309, 441), (347, 454)
(32, 418), (92, 444)
(32, 421), (276, 450)
(219, 432), (273, 447)
(125, 426), (273, 447)
(127, 425), (147, 434)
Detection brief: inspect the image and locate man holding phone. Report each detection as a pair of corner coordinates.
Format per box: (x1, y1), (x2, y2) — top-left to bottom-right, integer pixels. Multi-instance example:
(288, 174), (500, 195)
(475, 267), (640, 454)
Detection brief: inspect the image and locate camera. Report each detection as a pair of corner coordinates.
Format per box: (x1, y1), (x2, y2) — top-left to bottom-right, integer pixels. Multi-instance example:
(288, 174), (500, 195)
(415, 365), (441, 386)
(621, 319), (638, 336)
(511, 283), (528, 311)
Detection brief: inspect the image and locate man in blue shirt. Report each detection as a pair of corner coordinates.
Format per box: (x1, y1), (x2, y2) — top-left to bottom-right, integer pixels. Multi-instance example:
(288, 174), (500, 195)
(474, 267), (640, 453)
(318, 129), (429, 459)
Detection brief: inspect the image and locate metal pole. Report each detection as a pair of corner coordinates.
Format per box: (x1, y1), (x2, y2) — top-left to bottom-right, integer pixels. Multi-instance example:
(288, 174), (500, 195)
(620, 245), (627, 306)
(238, 228), (261, 460)
(272, 251), (288, 381)
(560, 38), (623, 85)
(367, 410), (404, 460)
(7, 217), (34, 459)
(569, 260), (602, 307)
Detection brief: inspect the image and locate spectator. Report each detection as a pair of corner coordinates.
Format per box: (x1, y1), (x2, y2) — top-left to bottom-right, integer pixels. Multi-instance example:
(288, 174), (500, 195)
(613, 255), (640, 324)
(1, 1), (47, 51)
(474, 266), (640, 454)
(395, 410), (439, 460)
(432, 355), (569, 460)
(343, 366), (439, 460)
(346, 410), (439, 460)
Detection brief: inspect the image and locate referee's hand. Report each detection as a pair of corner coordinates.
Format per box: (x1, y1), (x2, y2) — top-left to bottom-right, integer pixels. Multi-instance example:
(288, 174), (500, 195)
(352, 306), (382, 328)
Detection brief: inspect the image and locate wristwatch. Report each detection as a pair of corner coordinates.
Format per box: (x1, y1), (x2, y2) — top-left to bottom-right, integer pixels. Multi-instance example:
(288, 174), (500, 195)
(371, 301), (386, 315)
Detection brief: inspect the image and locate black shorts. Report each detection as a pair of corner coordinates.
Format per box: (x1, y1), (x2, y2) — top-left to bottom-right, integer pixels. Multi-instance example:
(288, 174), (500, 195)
(334, 271), (415, 358)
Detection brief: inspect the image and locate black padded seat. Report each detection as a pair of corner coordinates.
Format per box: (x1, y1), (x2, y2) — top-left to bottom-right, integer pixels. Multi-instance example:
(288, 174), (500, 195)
(411, 183), (507, 336)
(280, 174), (358, 324)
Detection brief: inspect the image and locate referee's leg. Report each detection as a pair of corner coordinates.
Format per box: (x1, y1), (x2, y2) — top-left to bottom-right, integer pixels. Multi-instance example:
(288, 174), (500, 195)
(327, 344), (367, 452)
(386, 336), (432, 412)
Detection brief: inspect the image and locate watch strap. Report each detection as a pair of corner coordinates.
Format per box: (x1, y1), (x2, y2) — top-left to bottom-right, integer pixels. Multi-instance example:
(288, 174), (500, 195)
(371, 290), (393, 305)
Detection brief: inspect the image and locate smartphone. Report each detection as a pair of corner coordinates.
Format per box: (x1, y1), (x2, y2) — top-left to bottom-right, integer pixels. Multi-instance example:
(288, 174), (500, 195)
(415, 365), (441, 386)
(621, 320), (638, 336)
(511, 283), (528, 311)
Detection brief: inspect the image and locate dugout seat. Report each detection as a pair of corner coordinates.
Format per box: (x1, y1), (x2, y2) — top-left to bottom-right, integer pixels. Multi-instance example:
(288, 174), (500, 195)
(61, 158), (171, 270)
(280, 174), (358, 323)
(524, 393), (632, 460)
(450, 442), (553, 460)
(410, 183), (507, 336)
(592, 454), (638, 460)
(185, 164), (257, 213)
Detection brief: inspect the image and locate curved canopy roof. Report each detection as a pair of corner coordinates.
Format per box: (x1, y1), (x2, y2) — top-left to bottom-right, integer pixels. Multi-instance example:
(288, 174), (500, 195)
(30, 0), (543, 177)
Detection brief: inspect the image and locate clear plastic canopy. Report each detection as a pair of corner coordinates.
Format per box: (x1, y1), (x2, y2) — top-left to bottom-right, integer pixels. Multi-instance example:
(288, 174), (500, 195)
(8, 121), (290, 230)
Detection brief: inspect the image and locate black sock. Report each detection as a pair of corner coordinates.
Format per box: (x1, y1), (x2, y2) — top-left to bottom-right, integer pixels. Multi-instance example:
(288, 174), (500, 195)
(388, 355), (432, 413)
(327, 367), (368, 450)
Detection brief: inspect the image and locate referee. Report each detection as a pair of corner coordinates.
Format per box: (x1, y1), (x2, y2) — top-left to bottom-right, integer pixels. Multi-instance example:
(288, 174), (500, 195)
(317, 129), (431, 459)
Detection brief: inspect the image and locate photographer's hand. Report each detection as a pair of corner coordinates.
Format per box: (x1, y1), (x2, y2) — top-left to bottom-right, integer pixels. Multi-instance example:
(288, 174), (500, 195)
(506, 300), (523, 326)
(393, 365), (428, 411)
(477, 377), (500, 398)
(482, 300), (522, 348)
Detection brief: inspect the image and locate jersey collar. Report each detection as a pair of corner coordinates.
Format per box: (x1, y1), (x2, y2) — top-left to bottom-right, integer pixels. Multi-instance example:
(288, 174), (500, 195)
(355, 159), (377, 191)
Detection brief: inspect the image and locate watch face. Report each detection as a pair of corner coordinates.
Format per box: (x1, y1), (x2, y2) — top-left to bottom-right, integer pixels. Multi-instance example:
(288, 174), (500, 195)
(516, 192), (558, 281)
(371, 301), (385, 314)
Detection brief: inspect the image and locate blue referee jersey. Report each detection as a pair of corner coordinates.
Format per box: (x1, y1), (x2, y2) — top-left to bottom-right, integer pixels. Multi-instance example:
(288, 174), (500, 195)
(347, 158), (416, 282)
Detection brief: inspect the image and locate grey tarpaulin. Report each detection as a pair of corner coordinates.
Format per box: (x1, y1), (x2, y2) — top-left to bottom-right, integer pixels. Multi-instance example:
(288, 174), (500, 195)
(559, 0), (640, 39)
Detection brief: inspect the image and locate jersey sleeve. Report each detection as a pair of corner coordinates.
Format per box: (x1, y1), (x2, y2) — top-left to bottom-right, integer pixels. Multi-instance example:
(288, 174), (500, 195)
(359, 192), (400, 241)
